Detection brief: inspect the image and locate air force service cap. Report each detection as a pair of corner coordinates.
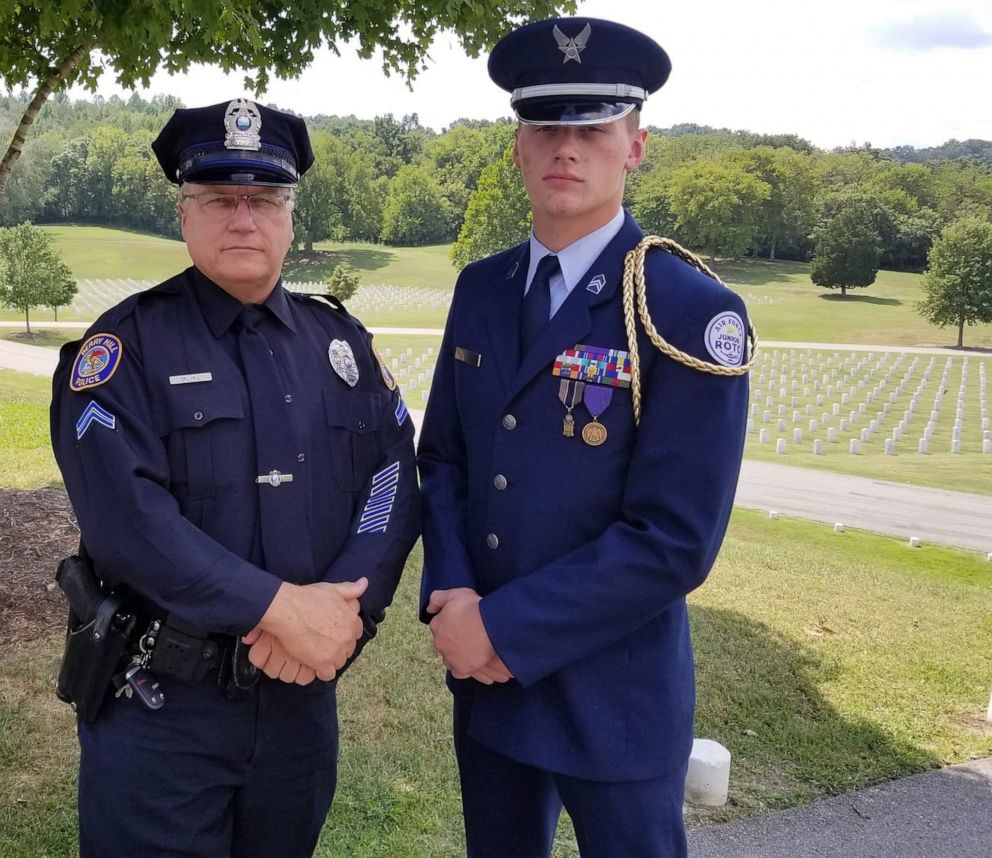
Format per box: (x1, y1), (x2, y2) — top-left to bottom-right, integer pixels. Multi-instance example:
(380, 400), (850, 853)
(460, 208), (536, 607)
(152, 99), (314, 187)
(488, 17), (671, 125)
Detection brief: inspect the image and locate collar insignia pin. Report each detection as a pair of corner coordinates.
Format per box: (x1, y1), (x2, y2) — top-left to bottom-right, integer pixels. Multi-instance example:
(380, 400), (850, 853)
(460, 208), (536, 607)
(586, 274), (606, 294)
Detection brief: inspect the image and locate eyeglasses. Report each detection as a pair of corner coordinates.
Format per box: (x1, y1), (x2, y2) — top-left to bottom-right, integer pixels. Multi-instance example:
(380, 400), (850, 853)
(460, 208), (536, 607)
(180, 191), (293, 219)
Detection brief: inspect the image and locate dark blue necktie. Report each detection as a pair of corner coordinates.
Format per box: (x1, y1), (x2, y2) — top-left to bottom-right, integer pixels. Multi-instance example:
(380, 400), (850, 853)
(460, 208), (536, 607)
(520, 254), (559, 356)
(236, 306), (312, 582)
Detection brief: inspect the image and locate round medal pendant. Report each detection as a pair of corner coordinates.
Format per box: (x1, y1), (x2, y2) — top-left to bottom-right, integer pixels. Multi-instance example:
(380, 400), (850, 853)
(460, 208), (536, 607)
(582, 419), (608, 447)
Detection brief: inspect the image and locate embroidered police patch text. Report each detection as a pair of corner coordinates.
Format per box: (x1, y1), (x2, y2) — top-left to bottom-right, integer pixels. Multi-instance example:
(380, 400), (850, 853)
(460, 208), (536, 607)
(70, 334), (123, 391)
(357, 462), (400, 534)
(704, 312), (745, 367)
(75, 400), (117, 440)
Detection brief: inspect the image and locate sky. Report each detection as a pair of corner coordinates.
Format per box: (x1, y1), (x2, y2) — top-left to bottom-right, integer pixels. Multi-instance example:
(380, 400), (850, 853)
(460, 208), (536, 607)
(67, 0), (992, 150)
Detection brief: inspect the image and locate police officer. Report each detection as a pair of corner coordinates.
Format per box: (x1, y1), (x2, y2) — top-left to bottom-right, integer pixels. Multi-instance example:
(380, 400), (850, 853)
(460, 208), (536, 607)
(419, 18), (751, 857)
(51, 99), (420, 857)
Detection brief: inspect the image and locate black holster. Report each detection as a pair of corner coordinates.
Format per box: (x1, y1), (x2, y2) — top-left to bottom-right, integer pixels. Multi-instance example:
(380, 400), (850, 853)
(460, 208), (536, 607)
(55, 555), (135, 723)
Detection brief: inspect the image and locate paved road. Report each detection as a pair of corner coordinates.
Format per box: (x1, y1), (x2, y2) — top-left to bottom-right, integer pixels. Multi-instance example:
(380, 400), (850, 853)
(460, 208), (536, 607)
(736, 460), (992, 554)
(5, 337), (990, 554)
(688, 757), (992, 858)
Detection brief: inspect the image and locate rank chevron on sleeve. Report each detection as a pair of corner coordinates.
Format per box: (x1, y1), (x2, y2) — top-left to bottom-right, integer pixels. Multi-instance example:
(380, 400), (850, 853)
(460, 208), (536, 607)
(75, 400), (117, 440)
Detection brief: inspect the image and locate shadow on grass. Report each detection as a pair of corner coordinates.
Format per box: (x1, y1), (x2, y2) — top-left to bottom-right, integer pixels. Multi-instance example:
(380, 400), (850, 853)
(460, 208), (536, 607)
(715, 259), (809, 287)
(818, 293), (902, 306)
(284, 248), (394, 281)
(689, 605), (938, 819)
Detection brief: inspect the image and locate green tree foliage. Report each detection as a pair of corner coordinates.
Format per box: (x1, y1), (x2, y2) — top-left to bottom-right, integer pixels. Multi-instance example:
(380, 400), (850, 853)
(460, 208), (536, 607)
(424, 122), (515, 237)
(918, 216), (992, 347)
(294, 133), (347, 251)
(810, 196), (881, 296)
(666, 154), (771, 264)
(627, 168), (676, 237)
(323, 263), (361, 304)
(0, 0), (575, 195)
(381, 165), (454, 246)
(0, 222), (76, 332)
(451, 147), (530, 270)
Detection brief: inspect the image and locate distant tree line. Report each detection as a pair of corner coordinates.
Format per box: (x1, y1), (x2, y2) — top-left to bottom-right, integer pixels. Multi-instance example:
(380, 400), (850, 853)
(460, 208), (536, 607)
(2, 93), (991, 276)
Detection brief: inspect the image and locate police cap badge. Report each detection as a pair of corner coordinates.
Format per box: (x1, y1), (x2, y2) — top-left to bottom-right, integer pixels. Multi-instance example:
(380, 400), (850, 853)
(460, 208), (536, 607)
(488, 17), (671, 126)
(152, 99), (314, 187)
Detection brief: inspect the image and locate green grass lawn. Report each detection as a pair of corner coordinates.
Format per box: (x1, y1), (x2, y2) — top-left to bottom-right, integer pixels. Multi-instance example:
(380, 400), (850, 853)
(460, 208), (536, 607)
(2, 515), (989, 856)
(716, 258), (992, 349)
(0, 371), (60, 488)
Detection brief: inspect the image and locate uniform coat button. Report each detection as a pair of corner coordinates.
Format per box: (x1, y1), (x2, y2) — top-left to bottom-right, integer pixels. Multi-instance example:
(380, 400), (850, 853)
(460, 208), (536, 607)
(502, 414), (517, 430)
(486, 533), (499, 550)
(493, 474), (508, 490)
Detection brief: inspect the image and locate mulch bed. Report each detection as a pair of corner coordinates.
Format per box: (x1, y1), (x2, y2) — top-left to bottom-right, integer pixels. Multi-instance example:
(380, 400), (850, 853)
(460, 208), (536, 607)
(0, 487), (76, 644)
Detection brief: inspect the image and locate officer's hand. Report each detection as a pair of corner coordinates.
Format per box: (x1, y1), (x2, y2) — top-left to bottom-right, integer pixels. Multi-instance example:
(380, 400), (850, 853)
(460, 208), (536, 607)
(242, 628), (318, 685)
(258, 579), (367, 681)
(428, 589), (509, 681)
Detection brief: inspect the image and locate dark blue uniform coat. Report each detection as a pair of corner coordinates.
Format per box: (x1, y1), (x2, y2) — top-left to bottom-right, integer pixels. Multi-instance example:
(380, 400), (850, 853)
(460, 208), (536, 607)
(419, 212), (749, 783)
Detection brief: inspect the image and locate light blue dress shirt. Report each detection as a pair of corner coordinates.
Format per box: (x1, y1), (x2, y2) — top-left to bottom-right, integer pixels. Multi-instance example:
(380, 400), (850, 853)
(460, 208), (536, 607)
(524, 207), (626, 319)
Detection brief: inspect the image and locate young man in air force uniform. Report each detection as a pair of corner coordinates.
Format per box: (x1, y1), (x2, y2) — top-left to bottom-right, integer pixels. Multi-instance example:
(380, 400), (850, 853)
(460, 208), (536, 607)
(50, 100), (420, 857)
(419, 18), (751, 857)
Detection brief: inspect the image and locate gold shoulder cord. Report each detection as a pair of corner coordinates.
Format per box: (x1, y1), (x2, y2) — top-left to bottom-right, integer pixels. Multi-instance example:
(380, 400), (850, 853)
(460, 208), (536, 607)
(621, 235), (758, 425)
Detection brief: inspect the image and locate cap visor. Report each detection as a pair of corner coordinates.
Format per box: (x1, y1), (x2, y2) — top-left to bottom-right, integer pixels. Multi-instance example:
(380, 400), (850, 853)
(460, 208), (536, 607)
(515, 101), (636, 126)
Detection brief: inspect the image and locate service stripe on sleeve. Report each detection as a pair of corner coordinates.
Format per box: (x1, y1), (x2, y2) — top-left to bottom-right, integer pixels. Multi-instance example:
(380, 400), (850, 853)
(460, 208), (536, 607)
(357, 462), (401, 534)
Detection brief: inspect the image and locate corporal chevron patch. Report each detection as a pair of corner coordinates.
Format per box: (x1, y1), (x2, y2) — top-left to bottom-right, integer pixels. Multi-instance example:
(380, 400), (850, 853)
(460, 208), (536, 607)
(75, 400), (117, 440)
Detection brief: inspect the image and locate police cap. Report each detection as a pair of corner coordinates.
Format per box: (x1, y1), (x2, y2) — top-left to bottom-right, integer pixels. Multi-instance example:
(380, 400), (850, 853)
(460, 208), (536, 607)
(152, 98), (314, 187)
(488, 17), (671, 126)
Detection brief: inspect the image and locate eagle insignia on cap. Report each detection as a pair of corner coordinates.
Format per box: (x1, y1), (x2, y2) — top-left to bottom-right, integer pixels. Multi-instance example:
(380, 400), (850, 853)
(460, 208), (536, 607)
(224, 99), (262, 151)
(554, 23), (591, 64)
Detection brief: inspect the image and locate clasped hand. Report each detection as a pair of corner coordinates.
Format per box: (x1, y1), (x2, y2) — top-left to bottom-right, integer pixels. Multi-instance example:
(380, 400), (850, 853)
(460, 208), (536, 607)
(427, 588), (512, 684)
(243, 578), (367, 685)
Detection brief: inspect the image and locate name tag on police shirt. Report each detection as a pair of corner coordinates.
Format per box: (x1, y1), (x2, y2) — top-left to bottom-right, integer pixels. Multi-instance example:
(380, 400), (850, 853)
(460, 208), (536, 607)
(169, 372), (213, 385)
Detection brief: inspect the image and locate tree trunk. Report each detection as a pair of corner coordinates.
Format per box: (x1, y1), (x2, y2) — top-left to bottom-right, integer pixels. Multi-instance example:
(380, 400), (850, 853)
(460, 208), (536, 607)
(54, 306), (60, 322)
(24, 308), (31, 335)
(0, 44), (92, 198)
(958, 319), (964, 348)
(770, 234), (777, 261)
(709, 241), (717, 268)
(841, 285), (847, 297)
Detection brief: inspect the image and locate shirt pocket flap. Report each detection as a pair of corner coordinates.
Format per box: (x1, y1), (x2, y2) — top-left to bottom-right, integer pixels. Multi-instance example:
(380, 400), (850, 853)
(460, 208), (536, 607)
(324, 390), (382, 435)
(153, 386), (246, 434)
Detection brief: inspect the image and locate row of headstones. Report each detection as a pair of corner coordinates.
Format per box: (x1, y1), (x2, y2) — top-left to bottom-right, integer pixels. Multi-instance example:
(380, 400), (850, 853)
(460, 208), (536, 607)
(748, 352), (992, 454)
(750, 353), (990, 448)
(73, 278), (159, 315)
(380, 345), (437, 397)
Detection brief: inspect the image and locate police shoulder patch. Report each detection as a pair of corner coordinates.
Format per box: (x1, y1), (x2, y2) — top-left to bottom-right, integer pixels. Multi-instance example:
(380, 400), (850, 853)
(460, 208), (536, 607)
(704, 311), (745, 367)
(70, 333), (124, 391)
(372, 346), (397, 391)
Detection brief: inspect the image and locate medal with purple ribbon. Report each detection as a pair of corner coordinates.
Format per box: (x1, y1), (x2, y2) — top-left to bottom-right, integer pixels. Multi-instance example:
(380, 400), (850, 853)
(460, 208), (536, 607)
(581, 385), (613, 446)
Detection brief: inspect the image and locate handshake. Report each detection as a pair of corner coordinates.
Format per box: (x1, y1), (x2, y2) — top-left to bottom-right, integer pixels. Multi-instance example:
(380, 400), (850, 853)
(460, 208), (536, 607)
(242, 578), (368, 686)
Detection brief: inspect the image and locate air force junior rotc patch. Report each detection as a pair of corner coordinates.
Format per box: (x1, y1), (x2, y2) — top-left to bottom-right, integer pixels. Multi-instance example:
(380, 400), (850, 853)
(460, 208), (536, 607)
(704, 312), (746, 367)
(328, 339), (359, 387)
(70, 334), (123, 391)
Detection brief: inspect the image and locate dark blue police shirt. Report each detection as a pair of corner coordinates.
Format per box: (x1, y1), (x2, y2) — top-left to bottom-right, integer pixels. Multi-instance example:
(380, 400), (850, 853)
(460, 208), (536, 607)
(51, 267), (420, 640)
